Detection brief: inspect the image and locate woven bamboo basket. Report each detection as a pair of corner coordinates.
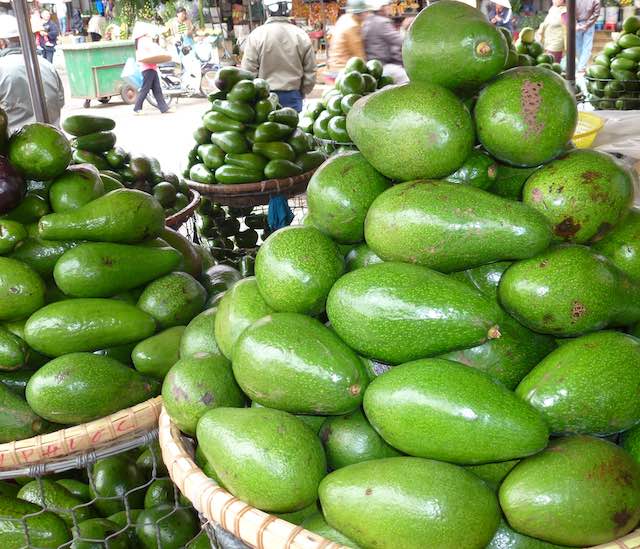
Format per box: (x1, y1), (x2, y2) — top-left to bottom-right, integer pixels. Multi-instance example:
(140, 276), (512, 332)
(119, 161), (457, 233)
(165, 189), (201, 229)
(159, 406), (349, 549)
(0, 396), (162, 472)
(186, 170), (316, 207)
(159, 406), (640, 549)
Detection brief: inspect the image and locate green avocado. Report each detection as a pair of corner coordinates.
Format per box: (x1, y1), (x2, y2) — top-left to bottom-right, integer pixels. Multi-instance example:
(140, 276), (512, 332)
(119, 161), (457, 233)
(39, 189), (165, 244)
(190, 163), (216, 185)
(210, 131), (249, 154)
(137, 272), (207, 329)
(202, 110), (245, 133)
(8, 123), (72, 180)
(301, 513), (361, 548)
(364, 359), (548, 463)
(522, 149), (633, 243)
(10, 237), (80, 278)
(318, 409), (400, 469)
(56, 480), (91, 502)
(105, 146), (128, 169)
(327, 262), (501, 364)
(90, 454), (146, 516)
(214, 164), (263, 184)
(72, 131), (117, 154)
(72, 149), (109, 171)
(196, 407), (327, 513)
(160, 227), (203, 278)
(63, 115), (115, 137)
(99, 173), (123, 192)
(486, 518), (571, 548)
(365, 180), (551, 272)
(143, 479), (182, 509)
(403, 0), (508, 92)
(71, 517), (129, 549)
(489, 163), (540, 200)
(24, 298), (156, 356)
(54, 243), (181, 298)
(0, 495), (71, 548)
(464, 460), (519, 492)
(498, 245), (640, 336)
(0, 369), (32, 397)
(516, 331), (640, 435)
(319, 457), (500, 549)
(162, 353), (243, 435)
(132, 326), (185, 380)
(48, 164), (105, 213)
(210, 99), (255, 123)
(594, 208), (640, 279)
(136, 505), (199, 549)
(225, 152), (269, 172)
(307, 151), (390, 244)
(214, 277), (273, 359)
(344, 243), (383, 271)
(2, 193), (50, 225)
(0, 220), (27, 254)
(255, 226), (344, 315)
(18, 479), (95, 526)
(0, 257), (45, 321)
(346, 82), (474, 181)
(445, 149), (498, 190)
(254, 121), (294, 143)
(474, 67), (577, 167)
(197, 143), (226, 171)
(268, 107), (299, 128)
(252, 141), (296, 161)
(180, 308), (225, 359)
(232, 313), (368, 415)
(264, 159), (302, 179)
(0, 382), (48, 442)
(499, 435), (640, 546)
(26, 352), (159, 424)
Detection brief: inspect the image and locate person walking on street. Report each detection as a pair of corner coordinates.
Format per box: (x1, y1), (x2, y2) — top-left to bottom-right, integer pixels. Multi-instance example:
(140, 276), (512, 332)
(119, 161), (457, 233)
(241, 0), (316, 112)
(88, 10), (107, 42)
(362, 0), (407, 84)
(55, 0), (68, 34)
(536, 0), (566, 63)
(132, 23), (171, 114)
(327, 0), (369, 71)
(0, 14), (65, 133)
(575, 0), (600, 72)
(40, 9), (59, 64)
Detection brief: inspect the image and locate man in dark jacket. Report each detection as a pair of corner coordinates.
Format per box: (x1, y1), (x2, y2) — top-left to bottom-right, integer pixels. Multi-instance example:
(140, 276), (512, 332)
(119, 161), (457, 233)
(362, 0), (407, 83)
(40, 9), (59, 63)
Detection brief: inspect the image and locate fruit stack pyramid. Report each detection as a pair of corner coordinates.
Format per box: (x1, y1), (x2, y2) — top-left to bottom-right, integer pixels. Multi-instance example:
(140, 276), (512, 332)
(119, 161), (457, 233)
(298, 57), (393, 147)
(0, 115), (229, 446)
(507, 26), (563, 74)
(585, 14), (640, 110)
(161, 2), (640, 548)
(63, 115), (192, 217)
(186, 67), (326, 186)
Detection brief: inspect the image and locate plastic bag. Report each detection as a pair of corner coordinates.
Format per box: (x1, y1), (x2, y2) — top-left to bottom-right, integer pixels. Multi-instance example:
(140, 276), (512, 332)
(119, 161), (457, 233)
(121, 57), (142, 89)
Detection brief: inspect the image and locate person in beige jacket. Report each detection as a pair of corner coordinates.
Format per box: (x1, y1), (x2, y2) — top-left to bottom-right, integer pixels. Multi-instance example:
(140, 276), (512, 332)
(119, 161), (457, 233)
(241, 0), (316, 112)
(327, 0), (369, 71)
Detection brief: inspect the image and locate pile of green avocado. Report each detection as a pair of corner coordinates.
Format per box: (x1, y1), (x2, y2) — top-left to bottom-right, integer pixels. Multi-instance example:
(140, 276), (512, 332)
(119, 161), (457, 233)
(506, 26), (563, 74)
(298, 57), (393, 147)
(186, 67), (326, 186)
(0, 120), (241, 446)
(0, 442), (209, 548)
(161, 2), (640, 548)
(585, 15), (640, 110)
(62, 115), (192, 217)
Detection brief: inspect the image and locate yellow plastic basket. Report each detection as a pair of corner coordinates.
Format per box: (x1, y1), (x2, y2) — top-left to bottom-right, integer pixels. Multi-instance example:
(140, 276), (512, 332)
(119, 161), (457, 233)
(573, 112), (605, 148)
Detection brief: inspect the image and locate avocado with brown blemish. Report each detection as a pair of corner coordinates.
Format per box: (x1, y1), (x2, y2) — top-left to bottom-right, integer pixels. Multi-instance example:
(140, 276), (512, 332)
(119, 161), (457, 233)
(522, 149), (633, 244)
(594, 208), (640, 280)
(498, 245), (640, 336)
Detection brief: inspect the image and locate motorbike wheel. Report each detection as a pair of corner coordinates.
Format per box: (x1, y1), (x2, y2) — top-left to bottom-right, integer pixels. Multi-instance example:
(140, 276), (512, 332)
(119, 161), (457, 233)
(200, 69), (219, 97)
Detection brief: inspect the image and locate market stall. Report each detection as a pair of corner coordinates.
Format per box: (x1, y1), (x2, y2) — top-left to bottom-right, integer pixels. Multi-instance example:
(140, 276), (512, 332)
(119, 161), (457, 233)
(5, 0), (640, 547)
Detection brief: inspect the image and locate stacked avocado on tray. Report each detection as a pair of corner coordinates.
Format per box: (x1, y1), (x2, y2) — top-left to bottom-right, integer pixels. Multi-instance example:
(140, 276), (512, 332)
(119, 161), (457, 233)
(0, 117), (229, 446)
(585, 15), (640, 110)
(186, 67), (326, 186)
(63, 115), (192, 217)
(160, 2), (640, 549)
(298, 57), (393, 148)
(0, 443), (208, 548)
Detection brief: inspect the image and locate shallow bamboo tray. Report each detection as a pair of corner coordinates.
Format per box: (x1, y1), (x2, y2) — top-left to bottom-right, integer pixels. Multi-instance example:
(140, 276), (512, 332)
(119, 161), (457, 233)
(158, 406), (346, 549)
(165, 189), (201, 229)
(186, 170), (315, 207)
(0, 396), (162, 471)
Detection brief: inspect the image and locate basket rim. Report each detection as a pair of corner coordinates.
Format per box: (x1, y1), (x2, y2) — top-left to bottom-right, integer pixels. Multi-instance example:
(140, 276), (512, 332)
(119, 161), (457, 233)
(165, 189), (201, 229)
(186, 169), (316, 197)
(158, 407), (640, 549)
(0, 396), (162, 471)
(158, 406), (347, 549)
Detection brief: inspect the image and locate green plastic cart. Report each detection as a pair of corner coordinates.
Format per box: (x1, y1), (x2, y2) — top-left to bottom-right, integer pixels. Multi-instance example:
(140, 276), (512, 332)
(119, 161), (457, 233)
(62, 40), (137, 108)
